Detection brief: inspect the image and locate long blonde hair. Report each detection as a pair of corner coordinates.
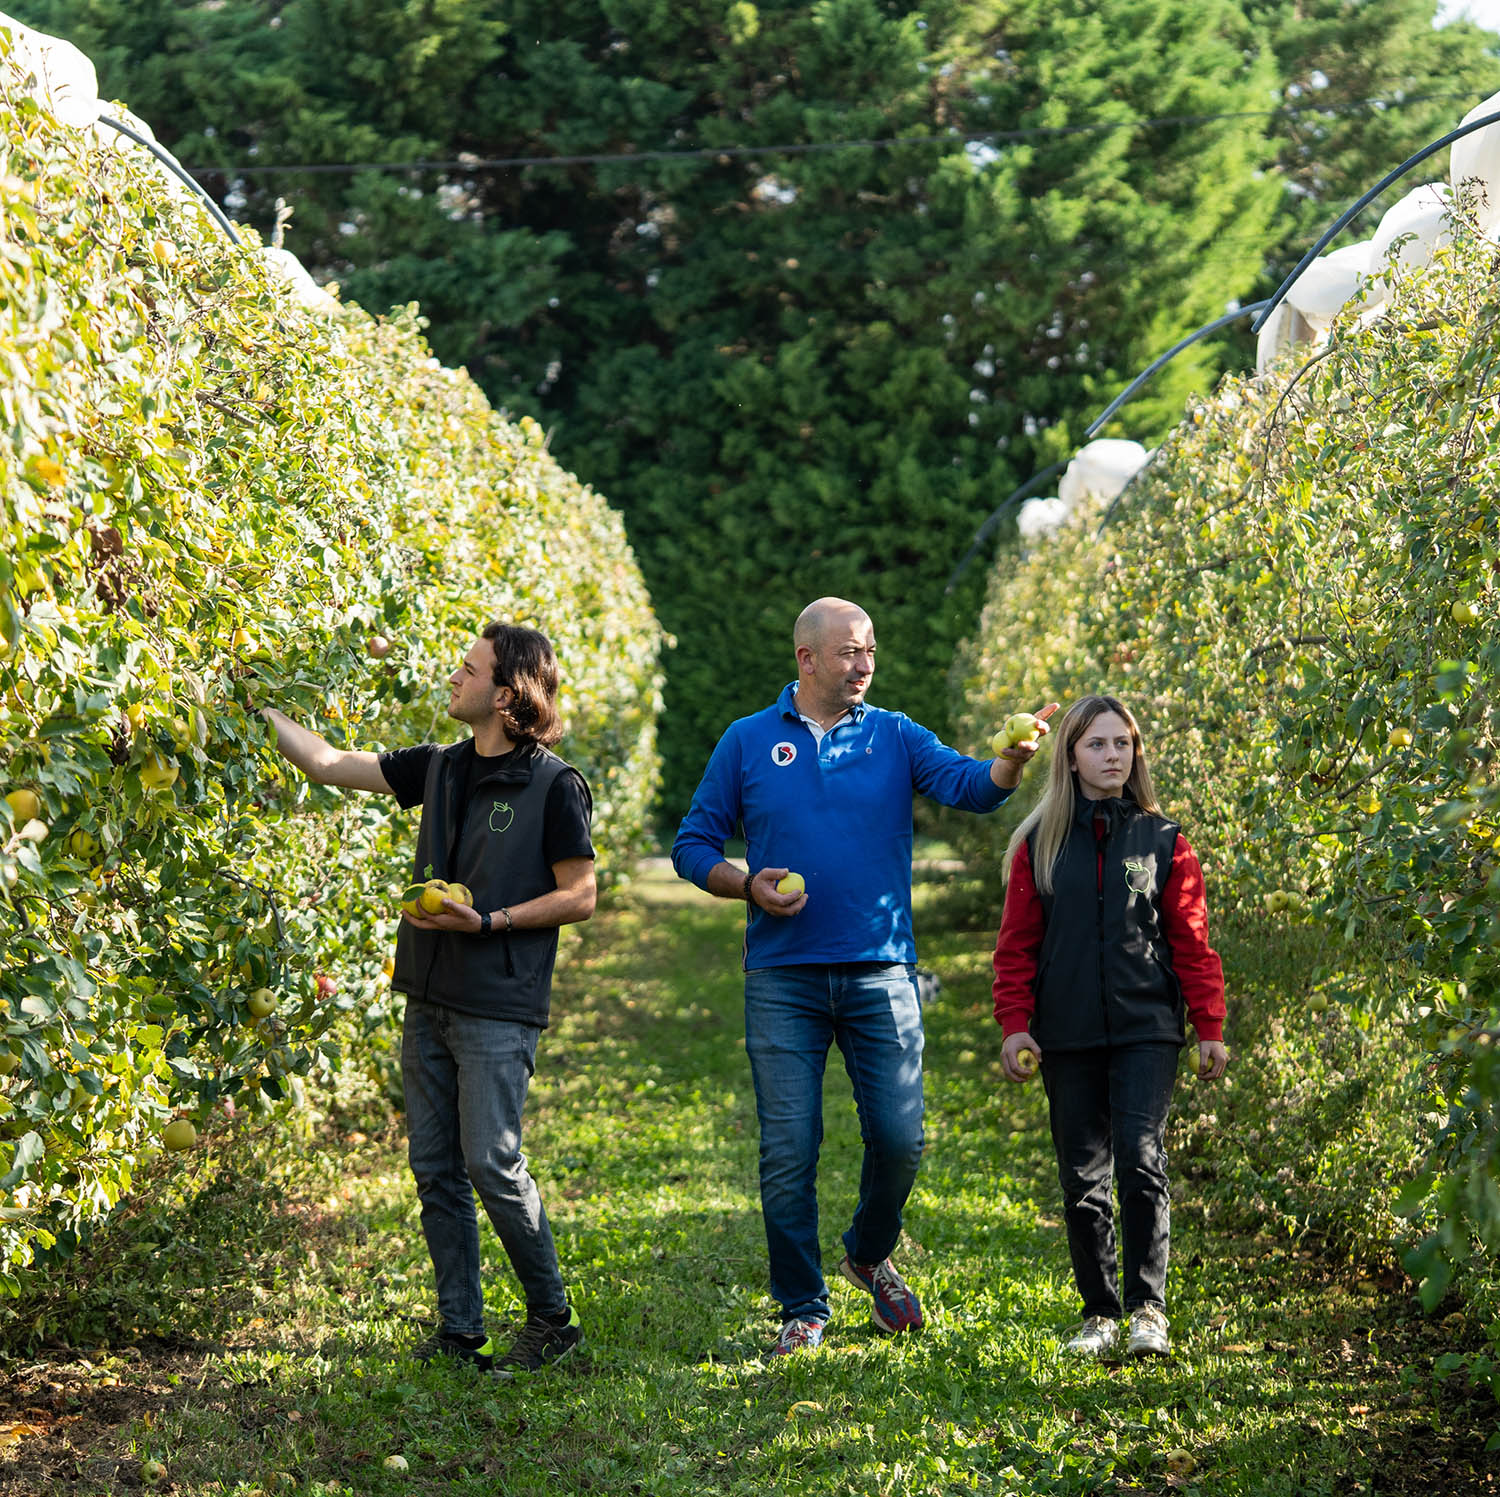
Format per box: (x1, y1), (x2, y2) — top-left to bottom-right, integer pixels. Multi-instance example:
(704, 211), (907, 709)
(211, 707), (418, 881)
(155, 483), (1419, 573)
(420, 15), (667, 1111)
(1002, 694), (1163, 895)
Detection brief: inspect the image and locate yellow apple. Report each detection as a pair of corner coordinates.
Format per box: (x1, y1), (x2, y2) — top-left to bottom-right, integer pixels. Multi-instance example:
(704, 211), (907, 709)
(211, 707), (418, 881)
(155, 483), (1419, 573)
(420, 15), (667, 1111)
(4, 788), (40, 823)
(418, 878), (451, 914)
(139, 753), (180, 792)
(0, 1052), (19, 1076)
(446, 883), (473, 907)
(141, 1458), (169, 1485)
(1003, 711), (1042, 744)
(1015, 1047), (1038, 1078)
(1165, 1449), (1195, 1480)
(400, 883), (426, 918)
(1387, 727), (1413, 749)
(162, 1118), (197, 1151)
(776, 872), (805, 896)
(66, 827), (98, 859)
(1452, 601), (1479, 625)
(230, 627), (259, 653)
(991, 712), (1042, 753)
(383, 1455), (409, 1473)
(248, 988), (277, 1020)
(1308, 994), (1329, 1013)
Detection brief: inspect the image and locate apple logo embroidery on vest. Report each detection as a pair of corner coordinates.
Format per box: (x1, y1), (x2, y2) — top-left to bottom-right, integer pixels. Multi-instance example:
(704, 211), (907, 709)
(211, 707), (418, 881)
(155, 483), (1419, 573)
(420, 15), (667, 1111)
(1123, 856), (1155, 896)
(490, 801), (515, 834)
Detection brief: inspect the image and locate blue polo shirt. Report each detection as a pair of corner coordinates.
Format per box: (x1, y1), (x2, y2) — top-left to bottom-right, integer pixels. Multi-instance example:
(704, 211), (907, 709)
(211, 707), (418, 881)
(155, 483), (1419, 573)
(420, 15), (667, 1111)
(671, 683), (1012, 969)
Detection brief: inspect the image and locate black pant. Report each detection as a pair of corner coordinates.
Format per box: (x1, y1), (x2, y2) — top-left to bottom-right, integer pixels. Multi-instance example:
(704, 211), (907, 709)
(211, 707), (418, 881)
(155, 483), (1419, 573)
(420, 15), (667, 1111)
(1041, 1043), (1178, 1320)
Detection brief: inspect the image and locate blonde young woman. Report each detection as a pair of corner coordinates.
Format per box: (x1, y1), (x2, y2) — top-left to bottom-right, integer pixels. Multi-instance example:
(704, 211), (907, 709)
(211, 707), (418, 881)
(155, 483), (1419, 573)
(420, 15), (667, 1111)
(991, 695), (1229, 1359)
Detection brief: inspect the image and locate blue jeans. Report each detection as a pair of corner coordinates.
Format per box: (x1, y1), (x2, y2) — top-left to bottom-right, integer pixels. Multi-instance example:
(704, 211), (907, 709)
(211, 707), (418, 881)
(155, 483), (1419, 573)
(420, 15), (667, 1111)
(1041, 1043), (1179, 1320)
(401, 999), (567, 1334)
(744, 962), (926, 1324)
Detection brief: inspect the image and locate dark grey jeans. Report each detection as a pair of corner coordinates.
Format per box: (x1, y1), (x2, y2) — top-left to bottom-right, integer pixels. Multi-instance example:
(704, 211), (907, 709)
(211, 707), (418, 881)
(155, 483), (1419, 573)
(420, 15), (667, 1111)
(401, 999), (566, 1334)
(1041, 1043), (1179, 1320)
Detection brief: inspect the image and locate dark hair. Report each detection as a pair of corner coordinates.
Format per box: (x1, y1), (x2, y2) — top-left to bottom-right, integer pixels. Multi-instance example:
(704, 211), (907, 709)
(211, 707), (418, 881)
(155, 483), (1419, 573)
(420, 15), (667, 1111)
(482, 622), (564, 746)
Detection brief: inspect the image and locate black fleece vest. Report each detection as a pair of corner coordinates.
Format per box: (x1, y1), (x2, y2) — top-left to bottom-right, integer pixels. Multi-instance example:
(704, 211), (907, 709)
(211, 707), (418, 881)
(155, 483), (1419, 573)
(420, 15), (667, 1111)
(1029, 793), (1185, 1051)
(391, 739), (572, 1027)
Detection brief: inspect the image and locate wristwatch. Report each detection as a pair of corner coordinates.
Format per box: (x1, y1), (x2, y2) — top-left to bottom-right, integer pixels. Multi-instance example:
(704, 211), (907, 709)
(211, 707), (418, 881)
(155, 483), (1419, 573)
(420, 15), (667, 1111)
(479, 911), (492, 937)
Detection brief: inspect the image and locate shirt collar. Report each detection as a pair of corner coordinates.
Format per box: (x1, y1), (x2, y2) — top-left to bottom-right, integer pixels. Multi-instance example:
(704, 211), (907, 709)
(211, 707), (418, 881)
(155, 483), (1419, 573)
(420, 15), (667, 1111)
(778, 682), (867, 726)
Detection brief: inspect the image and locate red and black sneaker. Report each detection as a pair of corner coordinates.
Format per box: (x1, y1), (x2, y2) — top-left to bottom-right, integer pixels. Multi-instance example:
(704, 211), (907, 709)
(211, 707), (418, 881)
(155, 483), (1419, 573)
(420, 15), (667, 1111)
(839, 1255), (925, 1333)
(769, 1317), (826, 1356)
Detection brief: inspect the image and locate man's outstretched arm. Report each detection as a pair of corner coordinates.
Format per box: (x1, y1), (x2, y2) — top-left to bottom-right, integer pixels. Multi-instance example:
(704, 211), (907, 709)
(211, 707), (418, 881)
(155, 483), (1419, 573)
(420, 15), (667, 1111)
(261, 707), (394, 793)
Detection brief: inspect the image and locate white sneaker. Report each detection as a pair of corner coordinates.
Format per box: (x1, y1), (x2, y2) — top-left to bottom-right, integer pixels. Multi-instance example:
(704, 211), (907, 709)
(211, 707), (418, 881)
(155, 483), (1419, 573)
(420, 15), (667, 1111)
(1126, 1304), (1170, 1357)
(1062, 1315), (1119, 1358)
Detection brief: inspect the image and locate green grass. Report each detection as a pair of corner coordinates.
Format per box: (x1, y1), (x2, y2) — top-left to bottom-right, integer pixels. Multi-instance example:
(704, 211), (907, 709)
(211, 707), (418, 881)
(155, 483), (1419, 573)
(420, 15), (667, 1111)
(0, 865), (1494, 1495)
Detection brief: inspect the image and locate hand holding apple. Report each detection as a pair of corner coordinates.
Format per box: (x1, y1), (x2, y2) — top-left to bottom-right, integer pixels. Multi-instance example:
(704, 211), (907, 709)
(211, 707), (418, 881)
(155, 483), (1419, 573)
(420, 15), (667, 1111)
(1001, 1031), (1042, 1082)
(751, 867), (807, 917)
(1196, 1039), (1229, 1080)
(989, 703), (1060, 789)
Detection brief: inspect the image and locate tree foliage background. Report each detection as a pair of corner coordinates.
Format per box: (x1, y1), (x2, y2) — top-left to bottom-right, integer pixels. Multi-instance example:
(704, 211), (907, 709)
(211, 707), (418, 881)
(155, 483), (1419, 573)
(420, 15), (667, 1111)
(11, 1), (1499, 810)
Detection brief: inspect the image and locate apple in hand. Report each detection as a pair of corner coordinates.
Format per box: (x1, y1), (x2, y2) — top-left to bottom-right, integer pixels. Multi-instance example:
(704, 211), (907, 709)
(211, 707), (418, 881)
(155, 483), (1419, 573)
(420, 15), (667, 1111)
(417, 878), (451, 914)
(991, 712), (1043, 753)
(1015, 1047), (1038, 1078)
(776, 872), (805, 896)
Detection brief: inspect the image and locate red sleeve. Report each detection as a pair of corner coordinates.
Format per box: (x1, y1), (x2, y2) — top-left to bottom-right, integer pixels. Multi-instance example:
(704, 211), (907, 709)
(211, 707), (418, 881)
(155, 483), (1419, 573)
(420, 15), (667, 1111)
(992, 842), (1045, 1036)
(1162, 833), (1226, 1043)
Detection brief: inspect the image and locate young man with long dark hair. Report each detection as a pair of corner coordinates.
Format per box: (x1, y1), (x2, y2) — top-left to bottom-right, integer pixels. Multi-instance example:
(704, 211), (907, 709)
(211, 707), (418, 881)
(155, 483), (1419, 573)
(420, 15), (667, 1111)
(263, 623), (595, 1375)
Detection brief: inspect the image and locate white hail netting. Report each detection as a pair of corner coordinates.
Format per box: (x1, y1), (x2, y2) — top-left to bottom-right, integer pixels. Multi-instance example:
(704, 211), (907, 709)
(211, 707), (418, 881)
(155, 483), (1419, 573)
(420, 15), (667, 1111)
(2, 14), (340, 317)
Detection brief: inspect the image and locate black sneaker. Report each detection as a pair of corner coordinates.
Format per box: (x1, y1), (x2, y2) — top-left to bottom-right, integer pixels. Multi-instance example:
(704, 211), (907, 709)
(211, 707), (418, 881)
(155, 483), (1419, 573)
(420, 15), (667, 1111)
(490, 1306), (584, 1378)
(411, 1328), (495, 1370)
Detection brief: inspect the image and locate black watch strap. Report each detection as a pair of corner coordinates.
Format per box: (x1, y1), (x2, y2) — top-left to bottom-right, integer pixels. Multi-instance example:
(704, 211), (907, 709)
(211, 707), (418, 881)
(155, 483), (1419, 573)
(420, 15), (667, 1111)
(479, 910), (492, 937)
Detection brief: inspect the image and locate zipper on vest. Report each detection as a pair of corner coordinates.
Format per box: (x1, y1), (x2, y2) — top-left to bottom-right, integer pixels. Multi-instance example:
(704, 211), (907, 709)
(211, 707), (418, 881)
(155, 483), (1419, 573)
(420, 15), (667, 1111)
(1097, 821), (1111, 1041)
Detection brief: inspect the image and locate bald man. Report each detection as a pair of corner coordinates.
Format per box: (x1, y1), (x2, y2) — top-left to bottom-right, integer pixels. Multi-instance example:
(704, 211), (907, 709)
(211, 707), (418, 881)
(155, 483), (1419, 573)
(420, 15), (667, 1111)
(672, 598), (1054, 1355)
